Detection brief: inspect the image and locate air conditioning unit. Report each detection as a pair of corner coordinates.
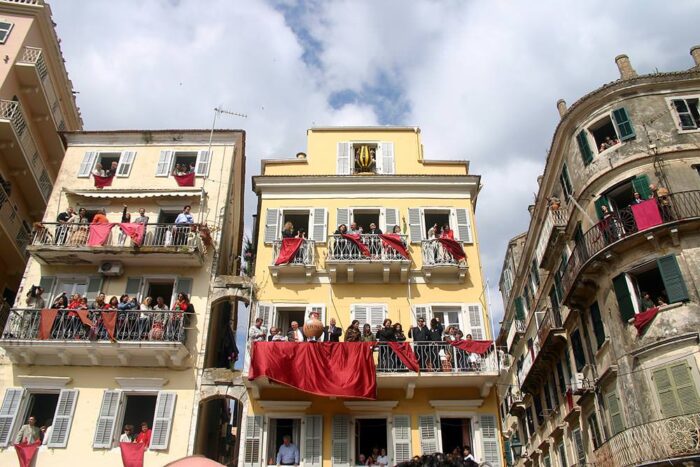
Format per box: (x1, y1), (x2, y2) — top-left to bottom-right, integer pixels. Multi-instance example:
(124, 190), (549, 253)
(98, 261), (123, 276)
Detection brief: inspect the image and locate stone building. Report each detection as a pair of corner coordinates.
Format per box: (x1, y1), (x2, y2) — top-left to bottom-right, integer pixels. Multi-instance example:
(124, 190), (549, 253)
(496, 48), (700, 466)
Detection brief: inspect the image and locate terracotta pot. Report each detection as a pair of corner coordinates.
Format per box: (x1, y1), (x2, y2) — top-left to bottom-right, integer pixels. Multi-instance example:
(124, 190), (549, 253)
(303, 317), (324, 339)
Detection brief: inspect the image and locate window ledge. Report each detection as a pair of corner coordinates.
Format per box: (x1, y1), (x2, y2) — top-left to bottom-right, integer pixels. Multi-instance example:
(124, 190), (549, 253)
(676, 128), (700, 134)
(17, 375), (72, 389)
(626, 303), (683, 324)
(114, 377), (168, 390)
(594, 338), (611, 359)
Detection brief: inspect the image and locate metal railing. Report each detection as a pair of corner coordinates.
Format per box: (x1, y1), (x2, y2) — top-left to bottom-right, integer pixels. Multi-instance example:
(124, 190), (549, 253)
(0, 181), (30, 255)
(271, 239), (315, 265)
(593, 412), (700, 467)
(421, 239), (465, 266)
(562, 191), (700, 300)
(535, 207), (568, 265)
(30, 222), (202, 250)
(1, 308), (189, 343)
(374, 341), (498, 373)
(18, 46), (65, 130)
(327, 234), (409, 261)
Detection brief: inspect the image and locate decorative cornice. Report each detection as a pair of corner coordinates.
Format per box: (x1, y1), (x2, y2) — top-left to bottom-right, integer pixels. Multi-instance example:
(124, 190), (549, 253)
(114, 377), (168, 389)
(17, 375), (71, 389)
(344, 401), (398, 411)
(428, 399), (484, 409)
(257, 401), (312, 411)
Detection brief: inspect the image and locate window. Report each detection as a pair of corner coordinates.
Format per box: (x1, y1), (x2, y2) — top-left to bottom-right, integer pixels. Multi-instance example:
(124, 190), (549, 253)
(589, 302), (606, 349)
(533, 394), (544, 426)
(351, 304), (386, 330)
(557, 441), (567, 467)
(0, 21), (13, 44)
(336, 141), (394, 175)
(514, 296), (527, 321)
(93, 390), (176, 450)
(407, 207), (473, 244)
(560, 163), (573, 199)
(530, 259), (540, 291)
(605, 388), (625, 435)
(670, 97), (700, 130)
(586, 412), (602, 450)
(570, 330), (586, 372)
(525, 405), (535, 435)
(155, 150), (211, 177)
(556, 360), (568, 398)
(576, 107), (635, 164)
(263, 208), (328, 244)
(412, 304), (483, 338)
(652, 361), (700, 417)
(595, 174), (652, 219)
(77, 151), (137, 178)
(612, 254), (689, 322)
(571, 428), (586, 466)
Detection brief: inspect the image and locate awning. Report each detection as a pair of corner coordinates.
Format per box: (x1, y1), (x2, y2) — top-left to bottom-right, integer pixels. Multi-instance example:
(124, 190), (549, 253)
(65, 189), (203, 199)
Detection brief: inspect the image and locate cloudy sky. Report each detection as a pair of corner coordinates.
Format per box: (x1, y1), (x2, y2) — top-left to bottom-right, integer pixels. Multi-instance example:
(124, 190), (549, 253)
(51, 0), (700, 342)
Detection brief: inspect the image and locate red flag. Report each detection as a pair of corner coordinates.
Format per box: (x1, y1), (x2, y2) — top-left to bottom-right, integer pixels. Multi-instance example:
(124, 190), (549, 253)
(119, 223), (146, 246)
(437, 237), (466, 261)
(75, 310), (95, 327)
(249, 342), (377, 399)
(379, 234), (409, 259)
(449, 339), (493, 355)
(120, 441), (145, 467)
(88, 223), (115, 246)
(93, 174), (114, 188)
(631, 199), (663, 231)
(387, 342), (420, 372)
(38, 308), (59, 340)
(101, 311), (117, 341)
(634, 306), (660, 333)
(174, 172), (195, 186)
(14, 441), (40, 467)
(341, 234), (370, 257)
(274, 238), (304, 265)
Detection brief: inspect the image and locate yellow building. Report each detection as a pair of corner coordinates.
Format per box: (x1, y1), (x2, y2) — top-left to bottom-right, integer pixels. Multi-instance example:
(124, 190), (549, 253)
(0, 0), (82, 301)
(0, 129), (247, 465)
(243, 127), (503, 466)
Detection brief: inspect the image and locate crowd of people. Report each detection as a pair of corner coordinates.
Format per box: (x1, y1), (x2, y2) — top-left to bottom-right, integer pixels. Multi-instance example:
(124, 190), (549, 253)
(119, 422), (152, 447)
(397, 447), (481, 467)
(356, 447), (391, 465)
(91, 161), (119, 178)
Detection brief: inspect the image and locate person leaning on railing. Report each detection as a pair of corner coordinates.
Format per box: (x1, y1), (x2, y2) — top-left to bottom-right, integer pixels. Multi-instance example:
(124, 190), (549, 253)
(376, 318), (396, 370)
(22, 285), (45, 339)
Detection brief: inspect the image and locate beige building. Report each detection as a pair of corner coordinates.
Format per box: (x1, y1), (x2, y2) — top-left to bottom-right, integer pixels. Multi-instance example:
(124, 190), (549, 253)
(497, 49), (700, 466)
(0, 129), (248, 466)
(0, 0), (82, 301)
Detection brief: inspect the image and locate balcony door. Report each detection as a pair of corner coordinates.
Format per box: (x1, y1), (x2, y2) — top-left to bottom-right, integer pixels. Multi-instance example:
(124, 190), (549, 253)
(55, 278), (88, 301)
(439, 417), (472, 458)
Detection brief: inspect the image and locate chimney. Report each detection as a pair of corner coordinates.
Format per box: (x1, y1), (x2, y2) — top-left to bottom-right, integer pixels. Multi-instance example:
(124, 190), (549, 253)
(691, 45), (700, 67)
(615, 54), (637, 80)
(556, 99), (567, 118)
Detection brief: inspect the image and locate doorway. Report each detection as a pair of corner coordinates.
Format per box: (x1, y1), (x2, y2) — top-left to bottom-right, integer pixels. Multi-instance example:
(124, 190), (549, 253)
(121, 394), (158, 434)
(355, 418), (388, 462)
(440, 418), (472, 456)
(194, 397), (241, 466)
(424, 210), (450, 237)
(275, 307), (306, 335)
(267, 418), (301, 465)
(145, 280), (175, 307)
(353, 210), (380, 232)
(25, 393), (59, 431)
(282, 211), (309, 238)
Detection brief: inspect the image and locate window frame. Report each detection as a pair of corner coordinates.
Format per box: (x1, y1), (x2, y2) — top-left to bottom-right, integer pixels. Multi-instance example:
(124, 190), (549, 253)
(0, 21), (14, 44)
(666, 95), (700, 132)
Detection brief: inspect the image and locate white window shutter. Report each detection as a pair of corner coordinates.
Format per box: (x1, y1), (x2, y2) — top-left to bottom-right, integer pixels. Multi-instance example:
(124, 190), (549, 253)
(418, 415), (438, 455)
(0, 388), (25, 447)
(480, 414), (501, 466)
(337, 142), (351, 175)
(393, 415), (412, 464)
(336, 208), (350, 229)
(384, 208), (398, 233)
(48, 389), (79, 448)
(195, 150), (211, 176)
(78, 151), (98, 177)
(264, 208), (280, 244)
(413, 305), (429, 324)
(332, 415), (350, 467)
(467, 305), (485, 340)
(380, 142), (395, 174)
(370, 305), (386, 329)
(150, 391), (177, 450)
(303, 415), (323, 467)
(243, 415), (263, 466)
(93, 390), (122, 448)
(306, 304), (326, 325)
(311, 208), (327, 243)
(156, 150), (173, 177)
(408, 208), (424, 244)
(116, 151), (136, 177)
(352, 305), (368, 326)
(454, 208), (473, 243)
(256, 303), (272, 329)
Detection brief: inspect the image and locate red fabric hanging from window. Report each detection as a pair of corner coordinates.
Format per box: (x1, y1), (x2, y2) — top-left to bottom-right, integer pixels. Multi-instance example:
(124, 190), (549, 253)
(174, 172), (195, 186)
(120, 441), (145, 467)
(274, 238), (304, 265)
(631, 199), (663, 231)
(341, 234), (370, 256)
(93, 174), (114, 188)
(88, 223), (115, 246)
(449, 339), (493, 354)
(387, 342), (420, 372)
(37, 308), (58, 340)
(119, 223), (146, 246)
(14, 441), (40, 467)
(379, 234), (409, 259)
(634, 306), (660, 333)
(437, 238), (466, 261)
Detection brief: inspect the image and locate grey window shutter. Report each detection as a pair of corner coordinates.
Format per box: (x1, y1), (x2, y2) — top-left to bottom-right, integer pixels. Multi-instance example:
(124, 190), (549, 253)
(352, 305), (368, 326)
(195, 150), (211, 176)
(156, 150), (173, 176)
(606, 390), (624, 435)
(331, 415), (350, 466)
(455, 208), (473, 243)
(125, 277), (142, 301)
(93, 390), (122, 448)
(418, 415), (438, 454)
(150, 391), (177, 450)
(264, 208), (279, 244)
(48, 389), (79, 447)
(38, 275), (56, 305)
(336, 142), (351, 175)
(408, 208), (423, 244)
(255, 303), (272, 329)
(467, 305), (484, 340)
(78, 151), (98, 177)
(413, 305), (429, 323)
(310, 208), (327, 243)
(116, 151), (136, 177)
(385, 208), (398, 232)
(175, 277), (193, 297)
(0, 388), (25, 447)
(86, 276), (103, 301)
(336, 208), (350, 229)
(480, 414), (502, 466)
(657, 254), (689, 303)
(393, 415), (412, 463)
(303, 415), (323, 467)
(380, 142), (395, 174)
(243, 415), (263, 466)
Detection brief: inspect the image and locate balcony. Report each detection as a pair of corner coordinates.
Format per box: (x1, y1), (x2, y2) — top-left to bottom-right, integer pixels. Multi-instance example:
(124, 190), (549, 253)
(268, 239), (316, 282)
(0, 100), (52, 206)
(27, 222), (205, 267)
(518, 308), (567, 393)
(420, 239), (468, 282)
(562, 191), (700, 305)
(326, 234), (410, 283)
(506, 319), (527, 352)
(0, 182), (31, 260)
(505, 387), (526, 414)
(535, 207), (568, 270)
(0, 308), (190, 368)
(593, 412), (700, 467)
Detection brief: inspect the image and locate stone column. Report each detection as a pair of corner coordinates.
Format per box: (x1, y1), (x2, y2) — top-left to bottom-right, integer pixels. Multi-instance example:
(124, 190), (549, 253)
(690, 46), (700, 67)
(615, 54), (637, 79)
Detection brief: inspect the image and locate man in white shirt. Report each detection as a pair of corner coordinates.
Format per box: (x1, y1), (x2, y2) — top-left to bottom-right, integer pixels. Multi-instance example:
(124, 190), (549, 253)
(248, 318), (267, 342)
(276, 435), (299, 465)
(376, 448), (389, 465)
(173, 205), (195, 246)
(287, 321), (305, 342)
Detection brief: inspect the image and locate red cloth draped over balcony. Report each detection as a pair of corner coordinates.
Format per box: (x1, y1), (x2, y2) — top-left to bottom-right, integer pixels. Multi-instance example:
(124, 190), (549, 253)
(449, 339), (493, 354)
(387, 342), (420, 372)
(274, 238), (304, 265)
(437, 238), (466, 261)
(379, 234), (409, 259)
(634, 306), (660, 333)
(101, 311), (117, 341)
(76, 310), (95, 327)
(341, 234), (370, 257)
(14, 441), (40, 467)
(93, 174), (114, 188)
(38, 308), (58, 340)
(631, 199), (663, 231)
(119, 222), (146, 246)
(88, 223), (115, 246)
(120, 441), (145, 467)
(174, 172), (195, 186)
(249, 342), (377, 399)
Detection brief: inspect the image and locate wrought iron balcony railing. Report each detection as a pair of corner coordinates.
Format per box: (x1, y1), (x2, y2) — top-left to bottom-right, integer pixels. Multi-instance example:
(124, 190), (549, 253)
(374, 341), (498, 373)
(421, 239), (465, 266)
(1, 308), (189, 344)
(561, 191), (700, 300)
(327, 234), (408, 261)
(271, 239), (315, 265)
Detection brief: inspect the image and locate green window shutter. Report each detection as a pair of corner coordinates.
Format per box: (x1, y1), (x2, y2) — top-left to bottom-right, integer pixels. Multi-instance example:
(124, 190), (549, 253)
(670, 363), (700, 415)
(589, 302), (606, 349)
(515, 297), (526, 320)
(612, 107), (635, 141)
(570, 330), (586, 372)
(653, 366), (681, 417)
(554, 272), (563, 302)
(631, 174), (651, 200)
(594, 196), (609, 220)
(531, 260), (540, 286)
(657, 255), (689, 303)
(560, 163), (573, 198)
(606, 391), (625, 435)
(576, 130), (593, 165)
(556, 361), (567, 396)
(612, 273), (635, 321)
(504, 439), (513, 465)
